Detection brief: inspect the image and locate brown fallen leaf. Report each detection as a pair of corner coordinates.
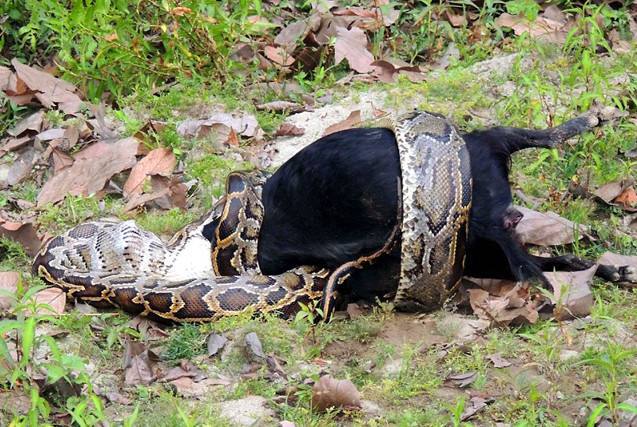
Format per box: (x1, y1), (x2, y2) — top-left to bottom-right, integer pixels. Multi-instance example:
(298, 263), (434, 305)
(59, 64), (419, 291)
(35, 128), (65, 143)
(167, 377), (231, 398)
(494, 11), (571, 45)
(123, 187), (171, 213)
(51, 148), (74, 174)
(7, 110), (44, 137)
(274, 15), (321, 50)
(0, 272), (20, 311)
(0, 66), (11, 91)
(11, 59), (82, 114)
(461, 396), (494, 421)
(468, 286), (538, 326)
(614, 187), (637, 210)
(0, 136), (31, 155)
(32, 287), (66, 316)
(123, 340), (158, 386)
(160, 359), (207, 383)
(346, 303), (364, 320)
(334, 26), (374, 73)
(594, 179), (634, 204)
(609, 29), (632, 54)
(515, 206), (588, 246)
(123, 148), (176, 198)
(544, 265), (596, 320)
(5, 147), (38, 188)
(37, 137), (139, 206)
(177, 112), (261, 139)
(207, 333), (228, 357)
(128, 316), (169, 340)
(275, 123), (305, 137)
(447, 371), (477, 388)
(264, 45), (295, 67)
(256, 101), (305, 113)
(446, 11), (467, 27)
(487, 353), (512, 368)
(323, 110), (362, 136)
(312, 375), (361, 412)
(0, 216), (42, 257)
(245, 332), (266, 362)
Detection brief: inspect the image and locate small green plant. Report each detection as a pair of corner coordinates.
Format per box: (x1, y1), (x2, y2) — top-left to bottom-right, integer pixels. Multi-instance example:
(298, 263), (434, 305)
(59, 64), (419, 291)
(164, 323), (206, 362)
(0, 279), (106, 425)
(578, 343), (636, 424)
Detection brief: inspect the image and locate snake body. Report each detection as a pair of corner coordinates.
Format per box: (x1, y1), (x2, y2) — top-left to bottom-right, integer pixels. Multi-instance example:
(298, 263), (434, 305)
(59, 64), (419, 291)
(33, 111), (472, 321)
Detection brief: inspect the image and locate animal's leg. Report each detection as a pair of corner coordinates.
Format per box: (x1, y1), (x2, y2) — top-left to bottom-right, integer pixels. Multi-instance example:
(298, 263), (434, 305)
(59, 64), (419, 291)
(497, 112), (600, 153)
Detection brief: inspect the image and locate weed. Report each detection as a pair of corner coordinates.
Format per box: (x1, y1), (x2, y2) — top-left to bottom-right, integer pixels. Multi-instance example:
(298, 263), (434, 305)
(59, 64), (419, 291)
(163, 323), (206, 362)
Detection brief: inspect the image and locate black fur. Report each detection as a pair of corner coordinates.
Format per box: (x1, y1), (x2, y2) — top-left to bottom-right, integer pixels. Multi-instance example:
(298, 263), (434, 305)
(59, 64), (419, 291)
(244, 115), (601, 306)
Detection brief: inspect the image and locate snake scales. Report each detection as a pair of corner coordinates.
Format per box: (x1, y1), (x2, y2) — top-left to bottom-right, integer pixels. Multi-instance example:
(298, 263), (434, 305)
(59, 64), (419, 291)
(33, 111), (471, 321)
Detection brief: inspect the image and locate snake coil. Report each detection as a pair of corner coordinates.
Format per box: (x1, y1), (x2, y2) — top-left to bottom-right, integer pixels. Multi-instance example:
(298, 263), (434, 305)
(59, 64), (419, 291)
(33, 111), (471, 321)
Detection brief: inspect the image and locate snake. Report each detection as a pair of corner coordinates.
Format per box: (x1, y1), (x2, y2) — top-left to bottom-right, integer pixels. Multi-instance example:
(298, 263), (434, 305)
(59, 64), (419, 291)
(32, 111), (472, 321)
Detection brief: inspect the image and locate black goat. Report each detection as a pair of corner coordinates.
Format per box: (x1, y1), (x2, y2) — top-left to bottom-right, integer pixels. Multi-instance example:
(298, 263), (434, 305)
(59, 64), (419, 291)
(249, 112), (622, 307)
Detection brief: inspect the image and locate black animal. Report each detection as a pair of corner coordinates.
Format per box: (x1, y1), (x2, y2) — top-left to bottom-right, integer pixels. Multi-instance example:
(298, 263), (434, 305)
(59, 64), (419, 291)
(254, 112), (619, 308)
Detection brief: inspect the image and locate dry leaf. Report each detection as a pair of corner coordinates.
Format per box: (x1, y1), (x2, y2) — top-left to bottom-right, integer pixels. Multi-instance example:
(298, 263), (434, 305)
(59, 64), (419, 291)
(123, 187), (171, 213)
(245, 332), (266, 362)
(0, 136), (31, 155)
(0, 216), (42, 257)
(334, 26), (374, 73)
(446, 11), (467, 27)
(8, 111), (44, 136)
(256, 101), (305, 113)
(447, 371), (478, 388)
(226, 128), (239, 146)
(32, 287), (66, 315)
(128, 316), (169, 340)
(160, 360), (207, 383)
(346, 303), (363, 319)
(171, 6), (192, 16)
(11, 59), (82, 114)
(5, 147), (37, 187)
(312, 375), (361, 412)
(275, 123), (305, 137)
(123, 148), (176, 198)
(515, 206), (587, 246)
(461, 396), (494, 421)
(177, 112), (261, 139)
(123, 340), (158, 386)
(487, 353), (512, 368)
(494, 12), (570, 45)
(274, 18), (318, 49)
(35, 128), (65, 143)
(468, 287), (538, 326)
(264, 45), (295, 66)
(0, 272), (20, 311)
(37, 137), (139, 206)
(0, 66), (11, 91)
(544, 265), (596, 320)
(594, 179), (634, 203)
(168, 377), (231, 398)
(323, 110), (362, 136)
(207, 333), (228, 357)
(51, 148), (74, 174)
(370, 60), (397, 83)
(614, 187), (637, 209)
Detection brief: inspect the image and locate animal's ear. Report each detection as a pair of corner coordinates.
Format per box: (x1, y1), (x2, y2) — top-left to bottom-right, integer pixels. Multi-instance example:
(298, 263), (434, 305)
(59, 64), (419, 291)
(501, 112), (600, 155)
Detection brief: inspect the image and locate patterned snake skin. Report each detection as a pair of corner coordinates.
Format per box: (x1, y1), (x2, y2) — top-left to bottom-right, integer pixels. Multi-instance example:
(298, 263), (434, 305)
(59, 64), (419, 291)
(33, 111), (471, 321)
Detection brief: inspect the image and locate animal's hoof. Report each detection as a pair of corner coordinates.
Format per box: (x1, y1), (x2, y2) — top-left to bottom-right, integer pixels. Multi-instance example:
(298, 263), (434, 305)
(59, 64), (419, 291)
(619, 266), (637, 284)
